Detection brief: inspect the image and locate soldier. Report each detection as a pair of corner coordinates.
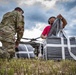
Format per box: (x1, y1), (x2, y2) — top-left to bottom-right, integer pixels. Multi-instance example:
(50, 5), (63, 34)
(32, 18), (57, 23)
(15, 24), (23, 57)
(0, 7), (24, 59)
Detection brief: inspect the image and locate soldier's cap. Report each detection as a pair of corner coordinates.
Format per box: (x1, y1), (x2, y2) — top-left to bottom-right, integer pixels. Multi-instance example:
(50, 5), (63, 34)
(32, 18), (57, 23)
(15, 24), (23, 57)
(14, 7), (24, 14)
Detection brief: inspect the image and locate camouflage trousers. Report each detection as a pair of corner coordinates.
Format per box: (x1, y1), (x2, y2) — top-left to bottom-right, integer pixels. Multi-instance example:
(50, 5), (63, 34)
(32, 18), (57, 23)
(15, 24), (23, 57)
(0, 31), (15, 59)
(0, 40), (15, 59)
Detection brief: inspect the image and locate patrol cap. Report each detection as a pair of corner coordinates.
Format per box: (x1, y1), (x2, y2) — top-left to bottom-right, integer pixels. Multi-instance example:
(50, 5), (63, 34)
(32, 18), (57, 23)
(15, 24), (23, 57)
(14, 7), (24, 14)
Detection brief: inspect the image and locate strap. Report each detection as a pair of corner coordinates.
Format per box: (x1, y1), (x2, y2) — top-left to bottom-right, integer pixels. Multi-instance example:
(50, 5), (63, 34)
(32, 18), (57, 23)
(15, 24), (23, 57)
(67, 37), (76, 60)
(60, 30), (76, 60)
(47, 18), (62, 37)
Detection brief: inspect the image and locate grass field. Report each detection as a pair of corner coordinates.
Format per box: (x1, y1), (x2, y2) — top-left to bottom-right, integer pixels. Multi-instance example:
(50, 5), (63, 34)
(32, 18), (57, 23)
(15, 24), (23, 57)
(0, 58), (76, 75)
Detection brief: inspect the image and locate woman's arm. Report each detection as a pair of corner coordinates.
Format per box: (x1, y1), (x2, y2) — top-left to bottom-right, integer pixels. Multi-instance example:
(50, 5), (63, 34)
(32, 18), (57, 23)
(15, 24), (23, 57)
(57, 14), (67, 28)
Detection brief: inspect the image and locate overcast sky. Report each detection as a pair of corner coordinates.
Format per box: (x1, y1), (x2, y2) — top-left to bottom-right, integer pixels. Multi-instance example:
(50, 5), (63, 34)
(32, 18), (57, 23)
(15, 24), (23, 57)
(0, 0), (76, 39)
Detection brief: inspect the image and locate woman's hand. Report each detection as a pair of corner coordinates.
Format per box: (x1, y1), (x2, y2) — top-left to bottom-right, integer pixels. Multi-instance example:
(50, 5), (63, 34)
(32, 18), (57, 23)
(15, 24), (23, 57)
(57, 14), (63, 20)
(57, 14), (67, 28)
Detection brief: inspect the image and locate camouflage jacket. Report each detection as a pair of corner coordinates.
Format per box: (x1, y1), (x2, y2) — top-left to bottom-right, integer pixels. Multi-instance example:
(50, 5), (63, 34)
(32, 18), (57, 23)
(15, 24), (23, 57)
(0, 10), (24, 42)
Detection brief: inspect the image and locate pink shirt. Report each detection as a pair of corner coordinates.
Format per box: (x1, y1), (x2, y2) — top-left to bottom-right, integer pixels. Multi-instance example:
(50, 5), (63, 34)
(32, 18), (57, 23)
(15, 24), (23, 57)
(42, 25), (51, 36)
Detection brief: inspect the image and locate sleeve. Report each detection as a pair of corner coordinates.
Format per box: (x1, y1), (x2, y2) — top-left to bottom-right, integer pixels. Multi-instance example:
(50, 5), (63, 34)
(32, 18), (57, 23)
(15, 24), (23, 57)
(42, 27), (47, 36)
(16, 13), (24, 42)
(41, 26), (51, 36)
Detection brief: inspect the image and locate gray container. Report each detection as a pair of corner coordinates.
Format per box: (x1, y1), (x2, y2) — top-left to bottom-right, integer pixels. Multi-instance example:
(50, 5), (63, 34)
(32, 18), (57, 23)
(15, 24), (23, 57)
(43, 37), (76, 60)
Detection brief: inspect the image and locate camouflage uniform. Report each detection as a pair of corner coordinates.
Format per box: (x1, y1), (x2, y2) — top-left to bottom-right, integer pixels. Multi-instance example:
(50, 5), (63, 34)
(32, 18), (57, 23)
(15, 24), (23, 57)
(0, 10), (24, 58)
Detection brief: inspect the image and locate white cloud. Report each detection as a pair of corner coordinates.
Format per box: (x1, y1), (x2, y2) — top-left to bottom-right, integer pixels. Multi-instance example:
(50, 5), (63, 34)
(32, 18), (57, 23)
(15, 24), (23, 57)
(0, 0), (10, 4)
(18, 0), (36, 6)
(70, 6), (76, 16)
(17, 0), (57, 9)
(23, 22), (47, 38)
(56, 0), (75, 2)
(34, 23), (47, 31)
(23, 29), (41, 38)
(41, 0), (56, 9)
(72, 20), (76, 23)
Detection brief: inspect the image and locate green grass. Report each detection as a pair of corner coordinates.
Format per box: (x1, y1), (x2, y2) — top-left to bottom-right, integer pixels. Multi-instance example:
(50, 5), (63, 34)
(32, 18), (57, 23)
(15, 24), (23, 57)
(0, 59), (76, 75)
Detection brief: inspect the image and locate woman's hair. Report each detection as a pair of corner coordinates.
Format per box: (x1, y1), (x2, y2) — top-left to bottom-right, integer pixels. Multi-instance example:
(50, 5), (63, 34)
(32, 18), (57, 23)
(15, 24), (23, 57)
(48, 16), (56, 24)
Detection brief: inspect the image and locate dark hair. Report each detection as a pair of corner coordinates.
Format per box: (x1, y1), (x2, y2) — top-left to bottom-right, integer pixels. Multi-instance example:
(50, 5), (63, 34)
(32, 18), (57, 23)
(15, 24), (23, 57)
(14, 7), (24, 14)
(48, 16), (56, 24)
